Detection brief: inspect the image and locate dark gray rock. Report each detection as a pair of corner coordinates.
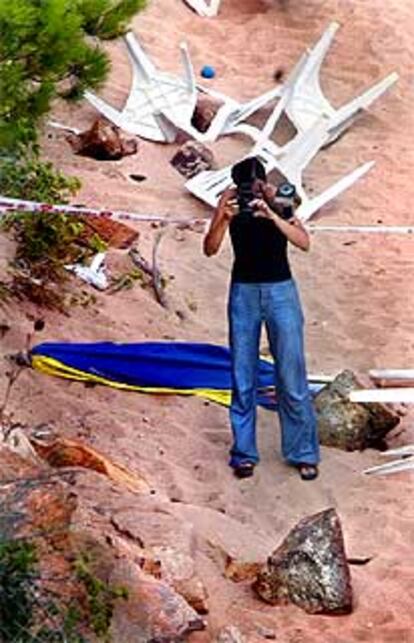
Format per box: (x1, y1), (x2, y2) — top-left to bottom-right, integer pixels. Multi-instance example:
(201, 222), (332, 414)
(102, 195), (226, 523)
(253, 508), (353, 615)
(170, 142), (215, 178)
(191, 94), (222, 133)
(314, 369), (400, 450)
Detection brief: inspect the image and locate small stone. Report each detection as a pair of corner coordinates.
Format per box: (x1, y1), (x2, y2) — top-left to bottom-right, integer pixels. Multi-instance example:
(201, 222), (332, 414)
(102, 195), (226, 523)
(224, 557), (264, 583)
(0, 322), (11, 338)
(215, 625), (246, 643)
(192, 94), (222, 132)
(170, 141), (215, 179)
(34, 318), (45, 332)
(253, 508), (353, 615)
(129, 173), (147, 182)
(256, 625), (276, 639)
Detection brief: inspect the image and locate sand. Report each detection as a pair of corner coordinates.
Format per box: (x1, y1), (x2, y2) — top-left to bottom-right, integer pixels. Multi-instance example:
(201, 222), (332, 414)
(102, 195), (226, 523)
(1, 0), (414, 641)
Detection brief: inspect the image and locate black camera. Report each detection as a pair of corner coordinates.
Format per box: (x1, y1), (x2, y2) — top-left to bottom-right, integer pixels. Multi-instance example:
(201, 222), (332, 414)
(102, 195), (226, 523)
(273, 182), (298, 220)
(231, 157), (266, 220)
(236, 181), (259, 219)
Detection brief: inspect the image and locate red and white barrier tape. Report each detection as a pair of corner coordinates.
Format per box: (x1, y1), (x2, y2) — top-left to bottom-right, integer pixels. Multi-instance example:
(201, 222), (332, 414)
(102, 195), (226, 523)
(0, 195), (206, 226)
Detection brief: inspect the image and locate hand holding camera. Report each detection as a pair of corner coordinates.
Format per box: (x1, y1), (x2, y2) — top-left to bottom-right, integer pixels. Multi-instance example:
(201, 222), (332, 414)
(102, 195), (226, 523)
(251, 182), (299, 221)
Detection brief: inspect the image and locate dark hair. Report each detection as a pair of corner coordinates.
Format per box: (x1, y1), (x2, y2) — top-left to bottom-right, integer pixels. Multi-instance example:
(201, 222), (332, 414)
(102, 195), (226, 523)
(231, 157), (266, 186)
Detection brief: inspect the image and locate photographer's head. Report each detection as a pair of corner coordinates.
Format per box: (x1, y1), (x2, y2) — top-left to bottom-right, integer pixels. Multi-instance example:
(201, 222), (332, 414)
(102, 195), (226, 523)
(231, 157), (266, 188)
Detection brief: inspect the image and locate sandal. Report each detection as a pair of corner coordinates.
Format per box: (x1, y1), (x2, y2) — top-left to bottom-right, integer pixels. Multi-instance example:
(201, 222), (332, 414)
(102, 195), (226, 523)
(233, 462), (255, 479)
(297, 463), (318, 481)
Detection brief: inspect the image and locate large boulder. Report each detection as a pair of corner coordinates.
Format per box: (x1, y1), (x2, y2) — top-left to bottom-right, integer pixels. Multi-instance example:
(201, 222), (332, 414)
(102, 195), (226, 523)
(253, 508), (353, 615)
(170, 141), (215, 178)
(67, 117), (138, 160)
(314, 369), (400, 450)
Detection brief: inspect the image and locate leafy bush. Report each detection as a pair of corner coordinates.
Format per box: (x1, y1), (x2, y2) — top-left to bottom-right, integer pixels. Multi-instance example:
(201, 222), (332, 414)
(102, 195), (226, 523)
(0, 539), (38, 641)
(0, 536), (127, 641)
(75, 552), (128, 641)
(0, 0), (146, 149)
(78, 0), (148, 39)
(0, 155), (108, 310)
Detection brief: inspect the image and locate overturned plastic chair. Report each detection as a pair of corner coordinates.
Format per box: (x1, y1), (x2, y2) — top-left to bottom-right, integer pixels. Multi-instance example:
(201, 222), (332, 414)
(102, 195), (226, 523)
(279, 22), (398, 146)
(85, 31), (281, 144)
(185, 96), (374, 221)
(85, 32), (197, 143)
(183, 0), (221, 17)
(226, 22), (398, 147)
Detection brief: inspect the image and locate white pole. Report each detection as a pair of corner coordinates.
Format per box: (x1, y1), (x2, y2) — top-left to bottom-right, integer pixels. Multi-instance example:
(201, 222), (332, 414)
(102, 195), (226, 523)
(308, 225), (414, 234)
(369, 369), (414, 380)
(350, 388), (414, 403)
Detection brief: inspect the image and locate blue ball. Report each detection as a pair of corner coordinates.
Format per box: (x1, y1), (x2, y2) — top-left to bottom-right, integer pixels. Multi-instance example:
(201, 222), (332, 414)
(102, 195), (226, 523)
(201, 65), (216, 79)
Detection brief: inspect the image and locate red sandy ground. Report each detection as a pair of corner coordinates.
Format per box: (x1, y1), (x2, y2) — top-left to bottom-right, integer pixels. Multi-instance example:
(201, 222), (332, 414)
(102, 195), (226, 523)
(1, 1), (414, 641)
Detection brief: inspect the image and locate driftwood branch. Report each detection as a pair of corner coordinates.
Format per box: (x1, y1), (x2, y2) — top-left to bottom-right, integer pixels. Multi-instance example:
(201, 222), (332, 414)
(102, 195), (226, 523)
(151, 228), (168, 308)
(128, 227), (168, 308)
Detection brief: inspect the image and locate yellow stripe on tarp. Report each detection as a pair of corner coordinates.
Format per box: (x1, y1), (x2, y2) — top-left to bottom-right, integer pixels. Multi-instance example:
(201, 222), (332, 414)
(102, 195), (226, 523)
(31, 355), (232, 406)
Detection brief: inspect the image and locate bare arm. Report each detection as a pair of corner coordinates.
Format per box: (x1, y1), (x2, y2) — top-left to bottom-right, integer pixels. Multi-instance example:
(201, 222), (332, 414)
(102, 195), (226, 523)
(251, 197), (310, 252)
(203, 189), (237, 257)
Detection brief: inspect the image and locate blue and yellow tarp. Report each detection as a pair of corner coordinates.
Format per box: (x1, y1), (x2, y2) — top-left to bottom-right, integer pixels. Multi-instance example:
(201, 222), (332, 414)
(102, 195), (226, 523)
(30, 341), (281, 407)
(31, 341), (323, 408)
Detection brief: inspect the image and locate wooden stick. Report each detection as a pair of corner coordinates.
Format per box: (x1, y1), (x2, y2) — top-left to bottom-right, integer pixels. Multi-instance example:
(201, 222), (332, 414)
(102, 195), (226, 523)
(151, 228), (168, 308)
(128, 235), (168, 309)
(350, 388), (414, 403)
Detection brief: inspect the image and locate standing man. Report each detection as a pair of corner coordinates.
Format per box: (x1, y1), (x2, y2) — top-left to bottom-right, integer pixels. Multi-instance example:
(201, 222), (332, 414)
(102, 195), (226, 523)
(203, 157), (319, 480)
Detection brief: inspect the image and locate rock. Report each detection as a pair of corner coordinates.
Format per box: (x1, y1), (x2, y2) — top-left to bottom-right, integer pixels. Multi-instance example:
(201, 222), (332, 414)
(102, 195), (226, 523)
(256, 625), (276, 639)
(314, 369), (400, 450)
(191, 94), (222, 133)
(109, 559), (206, 642)
(78, 214), (139, 250)
(170, 141), (215, 178)
(111, 510), (209, 614)
(29, 433), (150, 493)
(138, 546), (209, 614)
(215, 625), (246, 643)
(66, 117), (138, 160)
(224, 557), (264, 583)
(253, 508), (353, 615)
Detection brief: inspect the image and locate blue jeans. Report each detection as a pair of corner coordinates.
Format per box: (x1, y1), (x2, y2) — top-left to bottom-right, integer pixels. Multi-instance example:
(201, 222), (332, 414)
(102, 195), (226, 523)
(228, 280), (319, 468)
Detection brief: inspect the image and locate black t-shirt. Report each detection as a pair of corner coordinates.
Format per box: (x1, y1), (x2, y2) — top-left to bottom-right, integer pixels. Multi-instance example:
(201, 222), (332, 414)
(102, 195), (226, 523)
(229, 212), (292, 283)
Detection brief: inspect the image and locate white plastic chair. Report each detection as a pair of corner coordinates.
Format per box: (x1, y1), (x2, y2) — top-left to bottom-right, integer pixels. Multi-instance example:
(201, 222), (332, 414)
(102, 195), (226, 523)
(183, 0), (221, 17)
(85, 31), (282, 144)
(185, 99), (374, 221)
(226, 22), (397, 148)
(280, 22), (398, 146)
(85, 32), (197, 143)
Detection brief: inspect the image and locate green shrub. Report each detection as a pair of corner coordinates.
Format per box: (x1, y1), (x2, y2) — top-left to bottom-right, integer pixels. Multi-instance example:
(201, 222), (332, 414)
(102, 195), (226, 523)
(0, 155), (108, 310)
(78, 0), (148, 39)
(0, 0), (146, 149)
